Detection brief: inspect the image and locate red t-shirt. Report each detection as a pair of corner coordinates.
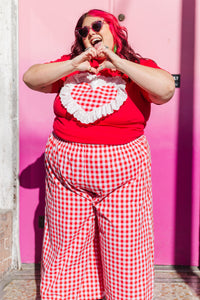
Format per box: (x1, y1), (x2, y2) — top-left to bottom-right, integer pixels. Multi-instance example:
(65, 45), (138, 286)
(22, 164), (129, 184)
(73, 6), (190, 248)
(49, 55), (161, 145)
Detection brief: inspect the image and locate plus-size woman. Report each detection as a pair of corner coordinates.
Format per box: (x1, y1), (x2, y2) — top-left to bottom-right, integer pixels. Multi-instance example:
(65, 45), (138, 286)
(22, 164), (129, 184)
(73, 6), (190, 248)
(23, 9), (175, 300)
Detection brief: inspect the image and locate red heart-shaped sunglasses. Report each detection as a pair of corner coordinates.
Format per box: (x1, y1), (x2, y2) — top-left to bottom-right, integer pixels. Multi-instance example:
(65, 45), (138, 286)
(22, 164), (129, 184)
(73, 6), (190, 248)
(76, 20), (105, 38)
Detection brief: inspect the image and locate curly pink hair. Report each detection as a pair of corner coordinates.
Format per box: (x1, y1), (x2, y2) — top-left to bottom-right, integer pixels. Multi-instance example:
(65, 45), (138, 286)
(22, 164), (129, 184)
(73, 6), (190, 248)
(70, 9), (141, 63)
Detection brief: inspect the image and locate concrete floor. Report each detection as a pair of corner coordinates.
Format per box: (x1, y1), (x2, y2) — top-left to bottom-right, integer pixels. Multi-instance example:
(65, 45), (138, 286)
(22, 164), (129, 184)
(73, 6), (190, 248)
(0, 264), (200, 299)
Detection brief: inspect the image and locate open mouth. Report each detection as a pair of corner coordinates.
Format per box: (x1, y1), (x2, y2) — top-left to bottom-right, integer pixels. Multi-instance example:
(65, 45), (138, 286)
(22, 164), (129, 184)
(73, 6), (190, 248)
(91, 38), (102, 48)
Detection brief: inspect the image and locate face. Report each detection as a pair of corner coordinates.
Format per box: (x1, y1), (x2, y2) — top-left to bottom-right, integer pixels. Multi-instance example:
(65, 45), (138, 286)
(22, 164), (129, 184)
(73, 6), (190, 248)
(81, 16), (114, 51)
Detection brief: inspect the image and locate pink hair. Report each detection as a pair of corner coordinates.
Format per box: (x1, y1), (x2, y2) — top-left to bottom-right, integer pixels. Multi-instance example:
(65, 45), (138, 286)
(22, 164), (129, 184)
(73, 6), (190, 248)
(71, 9), (141, 63)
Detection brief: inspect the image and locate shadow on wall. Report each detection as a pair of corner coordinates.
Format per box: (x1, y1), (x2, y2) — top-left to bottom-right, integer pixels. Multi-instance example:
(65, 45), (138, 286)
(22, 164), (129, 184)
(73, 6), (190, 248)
(174, 0), (200, 295)
(175, 0), (196, 266)
(19, 153), (46, 264)
(19, 153), (45, 299)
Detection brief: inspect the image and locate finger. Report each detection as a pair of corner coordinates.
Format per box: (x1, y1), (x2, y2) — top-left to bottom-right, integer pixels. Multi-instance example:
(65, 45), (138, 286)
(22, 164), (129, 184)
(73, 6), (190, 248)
(85, 47), (97, 58)
(97, 46), (113, 60)
(96, 63), (105, 73)
(81, 48), (96, 62)
(88, 65), (97, 74)
(100, 45), (109, 52)
(98, 64), (104, 71)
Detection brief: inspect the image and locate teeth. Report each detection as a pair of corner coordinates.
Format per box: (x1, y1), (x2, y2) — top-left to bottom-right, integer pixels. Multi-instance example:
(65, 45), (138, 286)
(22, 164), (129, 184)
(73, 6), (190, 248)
(91, 38), (102, 45)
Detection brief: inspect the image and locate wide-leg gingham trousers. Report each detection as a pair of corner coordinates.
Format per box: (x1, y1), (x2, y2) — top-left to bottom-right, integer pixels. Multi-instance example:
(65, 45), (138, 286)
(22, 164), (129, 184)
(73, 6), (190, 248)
(40, 133), (154, 300)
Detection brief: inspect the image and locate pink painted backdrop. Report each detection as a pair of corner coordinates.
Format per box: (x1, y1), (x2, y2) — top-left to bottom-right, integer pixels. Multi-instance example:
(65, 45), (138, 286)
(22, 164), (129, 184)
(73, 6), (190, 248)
(19, 0), (200, 265)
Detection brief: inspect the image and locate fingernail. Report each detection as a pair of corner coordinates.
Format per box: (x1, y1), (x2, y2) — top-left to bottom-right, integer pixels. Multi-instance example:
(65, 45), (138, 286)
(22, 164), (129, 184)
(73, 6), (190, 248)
(84, 47), (91, 51)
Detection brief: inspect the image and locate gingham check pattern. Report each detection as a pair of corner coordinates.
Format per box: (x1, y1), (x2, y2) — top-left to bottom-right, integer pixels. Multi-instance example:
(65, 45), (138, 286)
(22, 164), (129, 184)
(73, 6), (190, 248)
(59, 73), (127, 124)
(71, 83), (118, 112)
(40, 134), (154, 300)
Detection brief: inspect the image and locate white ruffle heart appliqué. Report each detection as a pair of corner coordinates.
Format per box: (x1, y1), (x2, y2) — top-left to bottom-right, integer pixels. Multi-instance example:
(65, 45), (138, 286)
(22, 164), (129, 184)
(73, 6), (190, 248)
(59, 72), (127, 124)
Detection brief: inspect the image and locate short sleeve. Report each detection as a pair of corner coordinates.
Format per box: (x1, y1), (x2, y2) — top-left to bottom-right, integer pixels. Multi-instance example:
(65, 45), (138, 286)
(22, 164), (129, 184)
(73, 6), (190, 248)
(139, 58), (163, 102)
(139, 58), (162, 69)
(45, 54), (71, 93)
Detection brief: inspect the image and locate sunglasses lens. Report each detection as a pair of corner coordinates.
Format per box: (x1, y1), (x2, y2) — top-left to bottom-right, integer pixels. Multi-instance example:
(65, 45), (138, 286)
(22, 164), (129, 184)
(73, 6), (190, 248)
(78, 20), (103, 38)
(92, 20), (103, 32)
(79, 27), (89, 38)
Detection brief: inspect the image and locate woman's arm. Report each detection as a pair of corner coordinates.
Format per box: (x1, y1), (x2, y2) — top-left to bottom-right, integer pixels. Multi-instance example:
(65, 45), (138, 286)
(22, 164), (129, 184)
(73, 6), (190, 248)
(23, 61), (75, 92)
(23, 48), (98, 92)
(97, 47), (175, 105)
(117, 59), (175, 104)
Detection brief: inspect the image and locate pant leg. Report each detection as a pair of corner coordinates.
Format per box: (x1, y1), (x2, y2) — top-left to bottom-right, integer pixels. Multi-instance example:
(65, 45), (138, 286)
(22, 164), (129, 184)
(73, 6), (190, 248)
(40, 135), (104, 300)
(96, 139), (154, 300)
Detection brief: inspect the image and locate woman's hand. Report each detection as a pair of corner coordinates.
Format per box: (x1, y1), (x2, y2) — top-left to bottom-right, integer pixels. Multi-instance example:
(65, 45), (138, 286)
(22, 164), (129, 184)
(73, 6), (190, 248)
(71, 48), (98, 73)
(96, 45), (122, 72)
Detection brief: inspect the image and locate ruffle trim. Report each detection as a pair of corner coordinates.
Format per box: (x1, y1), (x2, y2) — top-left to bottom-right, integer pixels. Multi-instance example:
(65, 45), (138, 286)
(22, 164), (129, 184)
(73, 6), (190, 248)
(59, 72), (127, 124)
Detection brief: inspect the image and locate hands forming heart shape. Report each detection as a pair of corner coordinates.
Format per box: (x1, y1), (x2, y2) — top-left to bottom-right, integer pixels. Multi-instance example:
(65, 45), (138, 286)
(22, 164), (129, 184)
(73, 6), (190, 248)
(71, 45), (120, 74)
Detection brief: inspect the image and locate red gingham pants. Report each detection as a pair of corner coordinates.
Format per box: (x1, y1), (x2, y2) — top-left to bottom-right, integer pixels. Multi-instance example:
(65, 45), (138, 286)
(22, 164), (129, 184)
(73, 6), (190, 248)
(40, 134), (154, 300)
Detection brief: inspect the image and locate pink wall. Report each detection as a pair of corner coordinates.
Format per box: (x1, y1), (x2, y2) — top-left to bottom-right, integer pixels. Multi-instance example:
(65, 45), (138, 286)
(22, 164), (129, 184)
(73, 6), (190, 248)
(19, 0), (200, 265)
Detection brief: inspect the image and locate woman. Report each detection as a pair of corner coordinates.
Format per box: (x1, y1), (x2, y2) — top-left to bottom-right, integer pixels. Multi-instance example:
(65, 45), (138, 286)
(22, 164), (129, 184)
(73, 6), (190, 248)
(23, 9), (175, 300)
